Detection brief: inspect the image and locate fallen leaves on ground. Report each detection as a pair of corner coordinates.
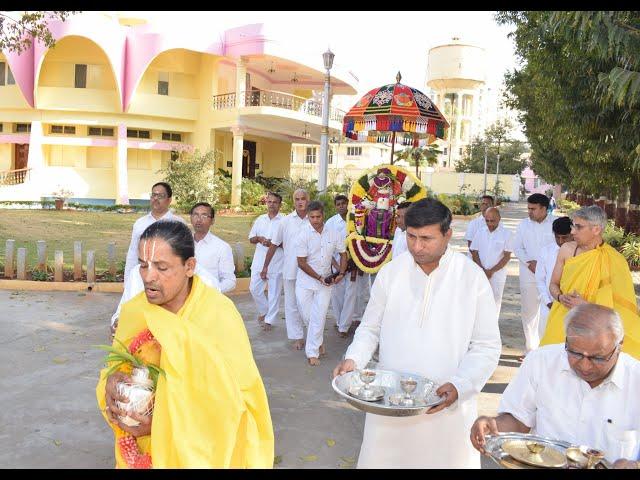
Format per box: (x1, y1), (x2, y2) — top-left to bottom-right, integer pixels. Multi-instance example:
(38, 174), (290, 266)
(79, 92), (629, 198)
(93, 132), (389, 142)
(52, 357), (67, 364)
(300, 454), (318, 462)
(33, 345), (47, 352)
(53, 440), (62, 447)
(273, 455), (282, 465)
(326, 439), (336, 447)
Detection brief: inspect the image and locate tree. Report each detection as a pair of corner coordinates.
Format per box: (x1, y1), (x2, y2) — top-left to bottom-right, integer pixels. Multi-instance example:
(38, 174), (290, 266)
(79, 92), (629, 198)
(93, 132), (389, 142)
(160, 149), (229, 212)
(394, 144), (441, 178)
(455, 120), (528, 175)
(0, 11), (76, 54)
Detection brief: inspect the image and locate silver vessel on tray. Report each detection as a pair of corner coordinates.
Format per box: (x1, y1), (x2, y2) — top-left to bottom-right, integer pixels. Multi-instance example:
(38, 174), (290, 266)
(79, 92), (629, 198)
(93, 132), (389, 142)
(332, 368), (444, 417)
(484, 432), (611, 469)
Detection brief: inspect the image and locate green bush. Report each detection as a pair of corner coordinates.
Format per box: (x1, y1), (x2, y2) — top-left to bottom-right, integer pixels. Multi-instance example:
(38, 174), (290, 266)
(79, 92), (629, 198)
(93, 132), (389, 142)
(558, 199), (580, 214)
(621, 235), (640, 268)
(241, 178), (267, 206)
(435, 193), (479, 216)
(603, 220), (627, 249)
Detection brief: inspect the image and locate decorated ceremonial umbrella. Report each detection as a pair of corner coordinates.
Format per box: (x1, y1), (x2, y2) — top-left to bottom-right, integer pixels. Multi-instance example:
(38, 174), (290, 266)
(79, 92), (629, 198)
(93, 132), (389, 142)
(342, 72), (449, 163)
(346, 164), (427, 274)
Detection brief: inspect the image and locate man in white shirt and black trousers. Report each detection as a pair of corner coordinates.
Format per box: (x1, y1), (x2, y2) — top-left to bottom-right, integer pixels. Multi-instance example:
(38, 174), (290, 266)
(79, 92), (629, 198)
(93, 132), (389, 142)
(295, 200), (347, 366)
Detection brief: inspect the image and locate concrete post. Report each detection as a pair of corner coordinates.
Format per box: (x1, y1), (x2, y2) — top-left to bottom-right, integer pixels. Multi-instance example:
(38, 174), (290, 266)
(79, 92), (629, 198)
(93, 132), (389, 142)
(86, 251), (96, 284)
(233, 242), (245, 273)
(108, 242), (116, 276)
(5, 239), (15, 278)
(17, 248), (26, 280)
(230, 126), (245, 206)
(54, 251), (64, 282)
(73, 241), (82, 280)
(36, 240), (47, 271)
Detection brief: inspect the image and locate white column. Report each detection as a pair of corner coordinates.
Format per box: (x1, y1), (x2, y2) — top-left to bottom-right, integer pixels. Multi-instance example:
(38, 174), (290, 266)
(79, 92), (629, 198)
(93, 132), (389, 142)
(116, 123), (129, 205)
(231, 126), (245, 206)
(318, 70), (331, 192)
(455, 93), (463, 143)
(26, 121), (44, 200)
(235, 57), (247, 108)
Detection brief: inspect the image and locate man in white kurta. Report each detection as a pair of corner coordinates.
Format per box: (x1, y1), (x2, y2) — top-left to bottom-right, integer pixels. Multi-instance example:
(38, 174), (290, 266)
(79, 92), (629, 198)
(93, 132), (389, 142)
(261, 189), (309, 347)
(123, 182), (186, 284)
(471, 304), (640, 465)
(391, 201), (410, 259)
(470, 207), (513, 318)
(512, 193), (555, 353)
(326, 195), (357, 336)
(296, 201), (347, 364)
(248, 193), (284, 329)
(334, 197), (501, 468)
(535, 216), (573, 338)
(465, 195), (494, 249)
(190, 202), (236, 293)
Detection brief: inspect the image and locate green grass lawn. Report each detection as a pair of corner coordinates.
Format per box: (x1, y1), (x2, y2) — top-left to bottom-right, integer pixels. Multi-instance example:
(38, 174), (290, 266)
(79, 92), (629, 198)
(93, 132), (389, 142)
(0, 209), (258, 274)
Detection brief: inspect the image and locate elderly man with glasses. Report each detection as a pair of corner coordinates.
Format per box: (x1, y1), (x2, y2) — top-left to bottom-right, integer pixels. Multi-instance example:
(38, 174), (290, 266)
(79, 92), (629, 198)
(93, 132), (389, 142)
(471, 303), (640, 467)
(123, 182), (186, 284)
(540, 205), (640, 359)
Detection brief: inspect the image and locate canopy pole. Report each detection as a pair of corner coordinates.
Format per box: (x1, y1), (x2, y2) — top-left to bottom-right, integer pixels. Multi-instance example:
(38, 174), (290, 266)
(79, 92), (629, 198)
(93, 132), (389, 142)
(390, 131), (396, 164)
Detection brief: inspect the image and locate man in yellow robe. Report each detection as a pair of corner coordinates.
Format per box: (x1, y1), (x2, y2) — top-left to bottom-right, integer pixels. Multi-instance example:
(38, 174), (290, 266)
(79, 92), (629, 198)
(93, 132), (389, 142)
(96, 221), (274, 468)
(540, 206), (640, 359)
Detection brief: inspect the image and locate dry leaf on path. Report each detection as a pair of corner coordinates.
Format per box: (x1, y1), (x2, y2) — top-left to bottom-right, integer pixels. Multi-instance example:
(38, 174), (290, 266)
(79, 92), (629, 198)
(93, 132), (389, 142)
(53, 440), (62, 447)
(52, 357), (67, 364)
(326, 439), (336, 447)
(273, 455), (282, 465)
(301, 454), (318, 462)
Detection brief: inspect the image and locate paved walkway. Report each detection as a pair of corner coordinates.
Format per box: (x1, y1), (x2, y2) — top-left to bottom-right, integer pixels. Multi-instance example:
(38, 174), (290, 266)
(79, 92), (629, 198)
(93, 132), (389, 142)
(0, 202), (532, 468)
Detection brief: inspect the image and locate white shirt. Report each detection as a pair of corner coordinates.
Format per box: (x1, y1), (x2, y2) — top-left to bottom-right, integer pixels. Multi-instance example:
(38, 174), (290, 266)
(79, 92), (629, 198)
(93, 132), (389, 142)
(295, 223), (346, 291)
(513, 214), (556, 267)
(391, 227), (408, 259)
(271, 211), (310, 280)
(124, 210), (186, 282)
(499, 344), (640, 462)
(194, 231), (236, 293)
(469, 223), (513, 273)
(110, 264), (219, 326)
(345, 248), (501, 468)
(248, 213), (284, 273)
(465, 215), (488, 243)
(535, 242), (560, 306)
(324, 213), (348, 263)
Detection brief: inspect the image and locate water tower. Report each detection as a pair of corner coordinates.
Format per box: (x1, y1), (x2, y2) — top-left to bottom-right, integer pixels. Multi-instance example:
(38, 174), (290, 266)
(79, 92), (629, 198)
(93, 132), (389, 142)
(426, 37), (486, 169)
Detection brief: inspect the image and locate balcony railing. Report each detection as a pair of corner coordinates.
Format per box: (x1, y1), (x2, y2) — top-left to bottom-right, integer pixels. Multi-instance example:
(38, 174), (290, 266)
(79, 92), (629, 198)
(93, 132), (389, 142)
(0, 168), (31, 186)
(212, 89), (345, 123)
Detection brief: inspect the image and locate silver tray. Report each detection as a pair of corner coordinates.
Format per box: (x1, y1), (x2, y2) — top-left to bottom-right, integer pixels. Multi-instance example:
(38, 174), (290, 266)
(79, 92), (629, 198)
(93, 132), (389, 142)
(332, 368), (444, 417)
(484, 433), (611, 469)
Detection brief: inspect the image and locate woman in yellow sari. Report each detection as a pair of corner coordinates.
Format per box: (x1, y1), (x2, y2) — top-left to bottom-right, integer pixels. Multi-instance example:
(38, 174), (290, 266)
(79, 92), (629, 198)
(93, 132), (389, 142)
(96, 220), (274, 468)
(540, 206), (640, 359)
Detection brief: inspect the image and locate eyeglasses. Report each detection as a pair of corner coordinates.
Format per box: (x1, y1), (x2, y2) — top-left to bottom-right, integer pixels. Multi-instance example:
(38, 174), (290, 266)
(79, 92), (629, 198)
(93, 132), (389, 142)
(150, 192), (168, 199)
(565, 341), (620, 365)
(191, 213), (212, 219)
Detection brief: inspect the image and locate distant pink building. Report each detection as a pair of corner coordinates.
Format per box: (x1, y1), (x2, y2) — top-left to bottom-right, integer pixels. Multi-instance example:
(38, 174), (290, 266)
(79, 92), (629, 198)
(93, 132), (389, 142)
(521, 165), (555, 195)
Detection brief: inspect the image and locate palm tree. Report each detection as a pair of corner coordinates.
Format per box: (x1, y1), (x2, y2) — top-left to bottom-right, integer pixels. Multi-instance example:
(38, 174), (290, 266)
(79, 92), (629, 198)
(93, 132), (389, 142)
(394, 145), (442, 178)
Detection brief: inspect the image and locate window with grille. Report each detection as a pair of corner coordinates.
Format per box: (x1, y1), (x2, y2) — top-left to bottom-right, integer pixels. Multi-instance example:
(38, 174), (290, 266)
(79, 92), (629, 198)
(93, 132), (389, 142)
(50, 125), (76, 134)
(0, 124), (3, 132)
(162, 132), (182, 142)
(443, 147), (448, 155)
(15, 123), (31, 133)
(458, 147), (463, 156)
(75, 64), (87, 88)
(127, 129), (151, 139)
(305, 147), (316, 164)
(158, 72), (169, 95)
(347, 146), (362, 156)
(328, 148), (333, 164)
(88, 126), (114, 137)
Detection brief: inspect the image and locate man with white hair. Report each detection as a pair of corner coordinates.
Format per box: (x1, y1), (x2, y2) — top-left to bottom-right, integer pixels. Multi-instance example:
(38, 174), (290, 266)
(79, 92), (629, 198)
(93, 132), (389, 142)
(471, 303), (640, 467)
(465, 195), (494, 249)
(541, 205), (640, 359)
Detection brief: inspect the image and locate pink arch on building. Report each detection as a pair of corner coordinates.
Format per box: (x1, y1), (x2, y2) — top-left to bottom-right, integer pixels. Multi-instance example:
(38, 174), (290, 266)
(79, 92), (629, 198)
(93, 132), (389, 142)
(2, 43), (35, 107)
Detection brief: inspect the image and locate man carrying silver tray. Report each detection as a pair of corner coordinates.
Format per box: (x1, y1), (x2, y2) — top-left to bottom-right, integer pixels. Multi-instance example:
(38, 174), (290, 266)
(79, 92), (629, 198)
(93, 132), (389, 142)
(470, 303), (640, 468)
(333, 197), (502, 468)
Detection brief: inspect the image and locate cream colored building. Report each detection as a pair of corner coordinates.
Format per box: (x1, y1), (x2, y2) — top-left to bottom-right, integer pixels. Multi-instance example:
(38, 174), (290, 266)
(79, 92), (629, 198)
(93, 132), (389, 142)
(0, 12), (357, 205)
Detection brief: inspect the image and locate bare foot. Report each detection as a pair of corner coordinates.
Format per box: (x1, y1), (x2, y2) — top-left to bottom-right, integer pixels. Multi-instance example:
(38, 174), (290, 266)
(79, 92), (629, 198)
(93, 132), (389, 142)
(319, 344), (326, 357)
(257, 315), (265, 324)
(293, 339), (304, 350)
(333, 324), (339, 331)
(338, 331), (349, 338)
(262, 323), (273, 332)
(308, 357), (320, 366)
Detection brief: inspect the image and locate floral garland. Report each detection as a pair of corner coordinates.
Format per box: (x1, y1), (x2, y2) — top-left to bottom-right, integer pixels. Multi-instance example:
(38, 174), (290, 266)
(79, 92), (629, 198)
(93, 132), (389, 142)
(346, 164), (427, 274)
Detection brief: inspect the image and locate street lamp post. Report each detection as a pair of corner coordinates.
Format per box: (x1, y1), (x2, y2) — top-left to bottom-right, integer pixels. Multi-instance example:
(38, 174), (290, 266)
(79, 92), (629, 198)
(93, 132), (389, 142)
(483, 144), (488, 194)
(318, 48), (334, 193)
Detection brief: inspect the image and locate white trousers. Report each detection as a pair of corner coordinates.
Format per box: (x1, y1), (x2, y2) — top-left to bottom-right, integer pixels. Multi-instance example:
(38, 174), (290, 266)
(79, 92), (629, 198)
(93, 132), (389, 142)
(538, 303), (551, 339)
(519, 265), (541, 353)
(355, 273), (371, 318)
(489, 270), (507, 319)
(295, 284), (333, 358)
(249, 271), (283, 325)
(283, 278), (304, 340)
(331, 275), (358, 332)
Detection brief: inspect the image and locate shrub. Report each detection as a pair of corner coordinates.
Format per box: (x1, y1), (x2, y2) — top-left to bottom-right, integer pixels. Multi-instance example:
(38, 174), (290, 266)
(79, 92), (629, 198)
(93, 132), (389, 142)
(435, 193), (479, 216)
(241, 178), (267, 206)
(603, 221), (626, 249)
(558, 199), (580, 214)
(621, 235), (640, 268)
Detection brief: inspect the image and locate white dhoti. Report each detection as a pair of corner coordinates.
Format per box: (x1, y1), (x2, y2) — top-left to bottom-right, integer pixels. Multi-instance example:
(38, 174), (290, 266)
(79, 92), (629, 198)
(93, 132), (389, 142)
(249, 271), (283, 325)
(295, 284), (333, 358)
(355, 273), (371, 318)
(519, 265), (541, 352)
(331, 275), (358, 333)
(489, 270), (507, 319)
(538, 303), (550, 339)
(283, 278), (304, 340)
